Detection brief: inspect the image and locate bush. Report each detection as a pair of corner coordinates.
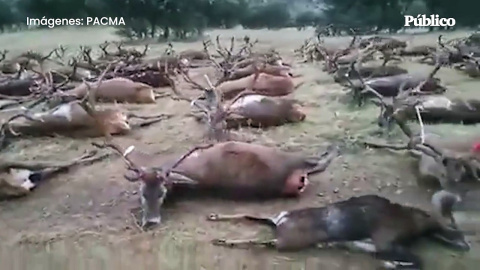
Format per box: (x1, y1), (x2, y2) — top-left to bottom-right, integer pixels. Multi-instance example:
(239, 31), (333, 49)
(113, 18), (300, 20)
(241, 2), (291, 29)
(295, 11), (320, 27)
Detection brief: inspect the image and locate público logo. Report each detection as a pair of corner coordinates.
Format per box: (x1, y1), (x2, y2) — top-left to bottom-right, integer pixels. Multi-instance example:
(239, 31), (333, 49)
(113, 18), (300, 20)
(404, 15), (456, 27)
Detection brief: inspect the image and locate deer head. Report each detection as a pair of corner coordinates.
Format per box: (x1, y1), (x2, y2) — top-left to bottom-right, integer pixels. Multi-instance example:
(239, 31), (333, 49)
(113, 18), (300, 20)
(95, 140), (212, 228)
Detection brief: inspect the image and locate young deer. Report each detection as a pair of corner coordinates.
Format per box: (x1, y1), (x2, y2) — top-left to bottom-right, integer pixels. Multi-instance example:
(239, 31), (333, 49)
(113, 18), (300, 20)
(0, 150), (109, 199)
(207, 190), (469, 270)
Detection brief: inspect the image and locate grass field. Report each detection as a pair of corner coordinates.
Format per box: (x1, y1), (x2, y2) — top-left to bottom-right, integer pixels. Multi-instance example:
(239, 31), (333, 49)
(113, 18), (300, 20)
(0, 26), (479, 270)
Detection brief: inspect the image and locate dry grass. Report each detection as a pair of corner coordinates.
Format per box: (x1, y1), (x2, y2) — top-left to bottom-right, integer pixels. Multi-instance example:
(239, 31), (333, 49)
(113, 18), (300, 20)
(0, 26), (479, 270)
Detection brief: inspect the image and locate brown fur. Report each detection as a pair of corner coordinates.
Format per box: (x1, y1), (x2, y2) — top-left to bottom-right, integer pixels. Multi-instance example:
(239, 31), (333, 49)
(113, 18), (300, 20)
(171, 141), (321, 197)
(7, 102), (131, 137)
(216, 72), (297, 100)
(65, 78), (156, 103)
(224, 95), (306, 128)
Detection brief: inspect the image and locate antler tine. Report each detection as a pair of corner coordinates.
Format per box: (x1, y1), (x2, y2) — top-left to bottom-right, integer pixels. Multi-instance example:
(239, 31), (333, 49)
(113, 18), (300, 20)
(158, 61), (191, 102)
(80, 63), (112, 119)
(229, 36), (235, 55)
(92, 141), (140, 171)
(437, 34), (448, 50)
(181, 69), (206, 90)
(165, 144), (215, 177)
(216, 35), (224, 52)
(410, 63), (442, 95)
(348, 60), (385, 102)
(203, 74), (222, 106)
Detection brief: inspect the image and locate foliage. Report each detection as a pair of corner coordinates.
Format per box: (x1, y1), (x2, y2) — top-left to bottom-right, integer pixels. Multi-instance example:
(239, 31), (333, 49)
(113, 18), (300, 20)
(0, 0), (479, 37)
(295, 11), (322, 27)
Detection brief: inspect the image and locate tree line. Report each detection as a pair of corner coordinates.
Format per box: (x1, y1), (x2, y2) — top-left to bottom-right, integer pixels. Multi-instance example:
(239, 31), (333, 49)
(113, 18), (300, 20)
(0, 0), (478, 39)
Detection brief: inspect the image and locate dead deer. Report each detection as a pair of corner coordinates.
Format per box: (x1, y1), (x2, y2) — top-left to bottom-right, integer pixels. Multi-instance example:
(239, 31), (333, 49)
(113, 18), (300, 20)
(370, 81), (480, 129)
(419, 35), (466, 66)
(364, 112), (480, 190)
(0, 67), (171, 148)
(398, 45), (436, 57)
(59, 62), (172, 103)
(206, 190), (469, 270)
(178, 41), (210, 60)
(0, 50), (8, 62)
(0, 150), (109, 200)
(333, 48), (407, 83)
(212, 56), (294, 82)
(453, 55), (480, 78)
(183, 73), (306, 131)
(344, 61), (446, 106)
(95, 140), (339, 228)
(213, 65), (302, 100)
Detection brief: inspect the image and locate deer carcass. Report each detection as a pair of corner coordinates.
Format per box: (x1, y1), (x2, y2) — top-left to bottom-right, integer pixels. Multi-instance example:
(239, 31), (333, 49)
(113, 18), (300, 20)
(191, 91), (306, 129)
(207, 190), (469, 270)
(453, 56), (480, 78)
(398, 45), (435, 57)
(97, 141), (339, 228)
(364, 117), (480, 190)
(345, 62), (446, 106)
(63, 77), (158, 103)
(373, 92), (480, 128)
(215, 71), (300, 100)
(0, 150), (109, 199)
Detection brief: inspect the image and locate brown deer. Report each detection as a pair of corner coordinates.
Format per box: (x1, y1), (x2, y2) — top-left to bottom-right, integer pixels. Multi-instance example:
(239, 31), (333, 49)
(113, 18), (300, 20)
(453, 55), (480, 78)
(398, 45), (436, 57)
(369, 79), (480, 129)
(213, 65), (302, 100)
(206, 190), (469, 270)
(332, 47), (407, 83)
(0, 67), (171, 148)
(344, 61), (446, 106)
(181, 72), (306, 134)
(58, 62), (173, 103)
(94, 140), (339, 228)
(0, 150), (109, 200)
(364, 110), (480, 190)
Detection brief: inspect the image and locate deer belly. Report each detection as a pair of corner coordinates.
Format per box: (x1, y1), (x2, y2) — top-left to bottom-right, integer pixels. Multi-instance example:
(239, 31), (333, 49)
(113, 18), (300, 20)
(232, 99), (286, 127)
(323, 207), (373, 241)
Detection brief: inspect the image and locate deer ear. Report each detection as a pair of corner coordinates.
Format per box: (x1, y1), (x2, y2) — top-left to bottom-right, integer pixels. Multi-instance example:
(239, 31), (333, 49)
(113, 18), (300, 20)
(124, 170), (140, 182)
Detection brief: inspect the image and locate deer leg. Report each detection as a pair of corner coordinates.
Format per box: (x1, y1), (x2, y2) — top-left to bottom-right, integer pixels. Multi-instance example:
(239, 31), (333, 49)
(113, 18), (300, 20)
(363, 141), (409, 150)
(372, 246), (422, 270)
(129, 113), (173, 128)
(211, 238), (277, 248)
(208, 213), (268, 222)
(305, 144), (339, 175)
(37, 150), (111, 179)
(370, 229), (422, 269)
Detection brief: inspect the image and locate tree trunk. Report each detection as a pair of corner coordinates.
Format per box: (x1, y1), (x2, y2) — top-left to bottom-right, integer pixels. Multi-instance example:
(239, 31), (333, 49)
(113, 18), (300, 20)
(163, 26), (170, 39)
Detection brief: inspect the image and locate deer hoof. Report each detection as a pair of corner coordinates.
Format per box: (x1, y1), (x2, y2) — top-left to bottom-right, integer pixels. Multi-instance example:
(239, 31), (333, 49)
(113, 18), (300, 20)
(211, 238), (227, 246)
(206, 213), (220, 221)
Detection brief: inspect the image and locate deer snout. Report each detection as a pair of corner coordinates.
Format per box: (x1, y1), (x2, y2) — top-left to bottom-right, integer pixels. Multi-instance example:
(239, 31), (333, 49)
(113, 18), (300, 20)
(288, 105), (306, 122)
(282, 170), (309, 196)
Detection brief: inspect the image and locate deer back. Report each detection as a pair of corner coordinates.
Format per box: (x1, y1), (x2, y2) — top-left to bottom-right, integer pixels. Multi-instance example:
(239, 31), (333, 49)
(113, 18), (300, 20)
(67, 78), (155, 103)
(179, 50), (209, 60)
(171, 141), (314, 197)
(10, 103), (130, 136)
(217, 72), (295, 100)
(226, 95), (305, 128)
(400, 45), (435, 56)
(229, 64), (290, 81)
